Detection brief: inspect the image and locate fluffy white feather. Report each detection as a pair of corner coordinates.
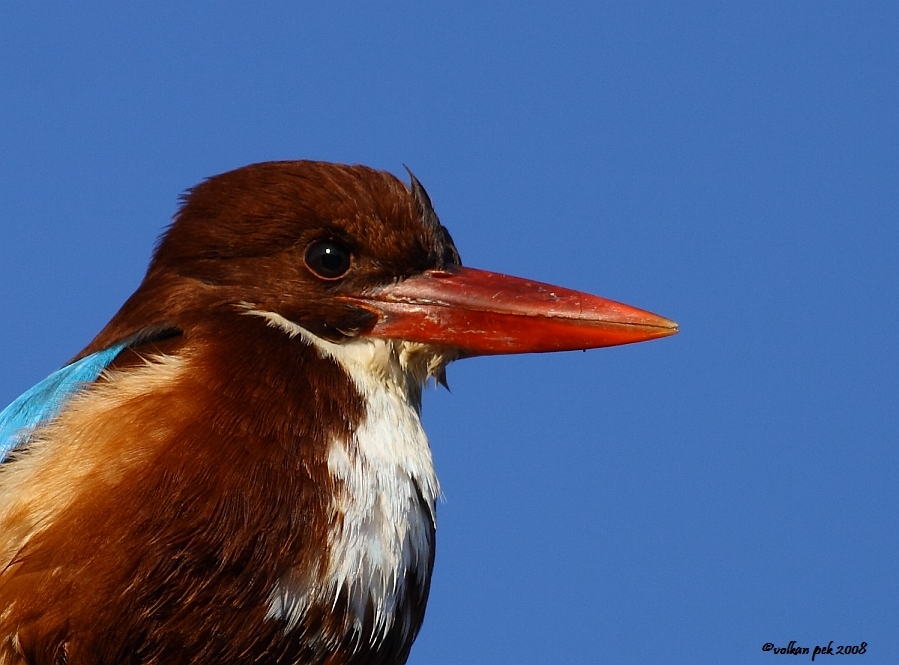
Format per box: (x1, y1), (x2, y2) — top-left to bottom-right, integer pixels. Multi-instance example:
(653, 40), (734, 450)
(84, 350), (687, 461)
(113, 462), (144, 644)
(252, 310), (447, 644)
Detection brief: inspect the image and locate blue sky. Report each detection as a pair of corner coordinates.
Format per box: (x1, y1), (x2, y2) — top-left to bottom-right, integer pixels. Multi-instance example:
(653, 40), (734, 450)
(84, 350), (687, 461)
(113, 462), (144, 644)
(1, 3), (896, 663)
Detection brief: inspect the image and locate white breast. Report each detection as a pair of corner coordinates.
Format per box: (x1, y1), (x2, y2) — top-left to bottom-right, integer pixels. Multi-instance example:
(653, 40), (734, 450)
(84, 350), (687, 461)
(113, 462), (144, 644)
(323, 367), (437, 641)
(256, 312), (442, 645)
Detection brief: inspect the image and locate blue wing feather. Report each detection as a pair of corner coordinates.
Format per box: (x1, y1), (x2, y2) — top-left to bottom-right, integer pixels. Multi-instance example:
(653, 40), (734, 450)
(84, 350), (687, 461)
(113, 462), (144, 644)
(0, 343), (127, 461)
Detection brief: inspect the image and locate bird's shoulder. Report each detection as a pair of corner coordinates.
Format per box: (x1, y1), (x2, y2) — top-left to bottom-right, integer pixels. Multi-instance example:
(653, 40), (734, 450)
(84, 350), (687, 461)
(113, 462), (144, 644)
(0, 327), (182, 462)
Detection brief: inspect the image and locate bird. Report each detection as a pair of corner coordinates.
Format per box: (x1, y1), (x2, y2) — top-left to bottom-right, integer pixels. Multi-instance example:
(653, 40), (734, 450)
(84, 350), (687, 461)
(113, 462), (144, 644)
(0, 161), (676, 665)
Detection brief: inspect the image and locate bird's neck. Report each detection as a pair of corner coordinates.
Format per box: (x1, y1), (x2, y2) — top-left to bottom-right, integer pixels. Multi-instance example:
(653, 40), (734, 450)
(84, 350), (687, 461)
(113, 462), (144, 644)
(250, 310), (441, 656)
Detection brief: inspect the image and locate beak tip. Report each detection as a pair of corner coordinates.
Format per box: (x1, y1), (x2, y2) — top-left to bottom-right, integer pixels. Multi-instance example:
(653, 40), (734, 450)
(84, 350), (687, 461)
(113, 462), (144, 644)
(653, 317), (679, 339)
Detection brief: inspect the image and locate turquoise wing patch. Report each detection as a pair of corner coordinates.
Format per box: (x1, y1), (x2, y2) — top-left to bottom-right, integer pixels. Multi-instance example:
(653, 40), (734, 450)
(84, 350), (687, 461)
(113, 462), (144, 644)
(0, 343), (127, 461)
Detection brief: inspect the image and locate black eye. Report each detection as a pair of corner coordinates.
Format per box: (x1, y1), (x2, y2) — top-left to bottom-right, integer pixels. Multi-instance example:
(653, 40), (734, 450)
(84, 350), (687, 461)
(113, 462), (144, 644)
(304, 239), (352, 280)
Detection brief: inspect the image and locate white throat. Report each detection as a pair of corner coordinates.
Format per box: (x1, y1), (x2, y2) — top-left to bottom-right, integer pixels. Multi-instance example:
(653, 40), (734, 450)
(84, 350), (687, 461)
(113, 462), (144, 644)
(252, 310), (446, 645)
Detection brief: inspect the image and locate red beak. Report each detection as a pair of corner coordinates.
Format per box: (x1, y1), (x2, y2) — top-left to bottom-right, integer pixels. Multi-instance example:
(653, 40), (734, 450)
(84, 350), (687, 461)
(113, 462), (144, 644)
(342, 266), (677, 357)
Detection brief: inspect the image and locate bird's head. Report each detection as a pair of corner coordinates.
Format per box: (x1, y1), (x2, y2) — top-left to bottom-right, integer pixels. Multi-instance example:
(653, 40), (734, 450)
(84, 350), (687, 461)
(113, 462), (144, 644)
(89, 160), (676, 390)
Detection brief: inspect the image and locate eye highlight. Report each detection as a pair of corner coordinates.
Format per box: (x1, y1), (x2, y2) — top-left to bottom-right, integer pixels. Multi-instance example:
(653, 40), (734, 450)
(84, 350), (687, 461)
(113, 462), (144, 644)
(304, 239), (352, 280)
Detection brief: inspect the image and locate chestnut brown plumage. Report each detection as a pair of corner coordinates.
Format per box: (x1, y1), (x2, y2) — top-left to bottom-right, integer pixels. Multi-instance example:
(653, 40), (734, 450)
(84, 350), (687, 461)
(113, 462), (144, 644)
(0, 161), (676, 665)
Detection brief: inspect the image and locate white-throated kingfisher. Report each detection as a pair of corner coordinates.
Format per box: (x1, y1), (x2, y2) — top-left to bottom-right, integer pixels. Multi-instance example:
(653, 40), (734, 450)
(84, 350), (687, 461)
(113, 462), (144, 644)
(0, 161), (676, 665)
